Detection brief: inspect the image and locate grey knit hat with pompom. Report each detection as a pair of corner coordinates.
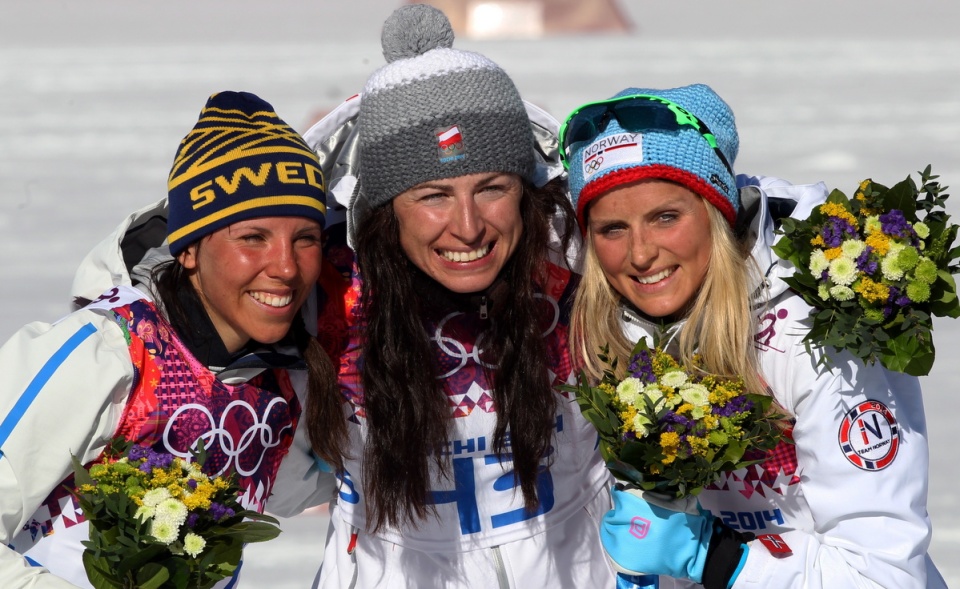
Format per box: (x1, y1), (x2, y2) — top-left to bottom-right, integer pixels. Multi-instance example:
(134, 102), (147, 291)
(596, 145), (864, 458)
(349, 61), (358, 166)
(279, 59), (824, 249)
(356, 4), (536, 210)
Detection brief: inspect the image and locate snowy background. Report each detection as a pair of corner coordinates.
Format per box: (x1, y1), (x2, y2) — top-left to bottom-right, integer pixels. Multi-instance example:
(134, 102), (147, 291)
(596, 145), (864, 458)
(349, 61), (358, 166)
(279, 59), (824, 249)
(1, 0), (958, 586)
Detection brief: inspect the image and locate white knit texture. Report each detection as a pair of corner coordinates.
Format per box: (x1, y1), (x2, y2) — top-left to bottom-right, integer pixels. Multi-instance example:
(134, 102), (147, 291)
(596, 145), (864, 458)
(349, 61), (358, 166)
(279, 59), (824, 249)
(363, 48), (501, 96)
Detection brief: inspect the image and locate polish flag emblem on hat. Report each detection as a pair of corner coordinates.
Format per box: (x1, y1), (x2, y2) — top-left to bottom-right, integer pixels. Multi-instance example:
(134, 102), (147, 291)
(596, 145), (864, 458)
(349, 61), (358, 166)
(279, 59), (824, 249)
(436, 124), (466, 162)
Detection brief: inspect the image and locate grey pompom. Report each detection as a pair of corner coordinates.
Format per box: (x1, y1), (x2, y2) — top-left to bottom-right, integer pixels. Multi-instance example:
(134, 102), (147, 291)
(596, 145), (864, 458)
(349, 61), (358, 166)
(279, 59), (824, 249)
(381, 4), (455, 63)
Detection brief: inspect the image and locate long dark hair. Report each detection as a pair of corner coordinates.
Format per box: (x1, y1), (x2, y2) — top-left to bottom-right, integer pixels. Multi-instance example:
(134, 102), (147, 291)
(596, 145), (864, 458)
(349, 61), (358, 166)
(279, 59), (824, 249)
(150, 254), (346, 472)
(354, 177), (576, 531)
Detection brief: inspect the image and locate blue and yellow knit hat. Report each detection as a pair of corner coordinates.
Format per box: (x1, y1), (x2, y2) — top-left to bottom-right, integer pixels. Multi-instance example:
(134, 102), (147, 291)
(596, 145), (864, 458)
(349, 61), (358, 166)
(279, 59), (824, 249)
(167, 91), (327, 255)
(564, 84), (739, 229)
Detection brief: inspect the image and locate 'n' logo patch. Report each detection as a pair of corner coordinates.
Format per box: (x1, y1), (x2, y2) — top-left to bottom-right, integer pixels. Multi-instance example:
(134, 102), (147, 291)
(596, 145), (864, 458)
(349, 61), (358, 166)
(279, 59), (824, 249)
(838, 400), (899, 471)
(436, 125), (466, 163)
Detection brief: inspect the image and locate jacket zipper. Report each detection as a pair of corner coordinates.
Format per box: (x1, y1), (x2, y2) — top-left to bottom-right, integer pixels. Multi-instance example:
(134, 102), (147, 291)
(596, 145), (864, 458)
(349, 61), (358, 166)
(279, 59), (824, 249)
(492, 545), (510, 589)
(479, 295), (489, 320)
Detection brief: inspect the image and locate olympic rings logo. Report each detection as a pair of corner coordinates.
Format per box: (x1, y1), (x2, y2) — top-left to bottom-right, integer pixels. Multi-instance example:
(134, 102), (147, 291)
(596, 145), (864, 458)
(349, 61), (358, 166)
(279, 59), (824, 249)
(432, 293), (561, 379)
(162, 397), (292, 478)
(584, 156), (604, 174)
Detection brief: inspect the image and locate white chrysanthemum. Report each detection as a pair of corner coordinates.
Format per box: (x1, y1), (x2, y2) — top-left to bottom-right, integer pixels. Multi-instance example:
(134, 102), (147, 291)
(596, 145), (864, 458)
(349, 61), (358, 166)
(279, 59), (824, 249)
(183, 532), (207, 558)
(135, 505), (155, 523)
(659, 370), (688, 389)
(828, 255), (858, 286)
(881, 254), (905, 281)
(829, 285), (855, 301)
(642, 384), (665, 407)
(155, 498), (189, 527)
(632, 413), (653, 438)
(914, 221), (930, 239)
(616, 377), (643, 405)
(142, 487), (172, 508)
(864, 215), (882, 235)
(679, 383), (710, 406)
(809, 249), (830, 274)
(690, 406), (706, 419)
(149, 518), (180, 545)
(840, 239), (867, 259)
(818, 284), (830, 300)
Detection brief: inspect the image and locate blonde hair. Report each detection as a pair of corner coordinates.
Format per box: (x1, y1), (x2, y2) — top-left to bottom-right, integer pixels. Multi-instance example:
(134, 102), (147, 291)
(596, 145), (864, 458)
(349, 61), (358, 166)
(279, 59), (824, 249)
(571, 200), (768, 399)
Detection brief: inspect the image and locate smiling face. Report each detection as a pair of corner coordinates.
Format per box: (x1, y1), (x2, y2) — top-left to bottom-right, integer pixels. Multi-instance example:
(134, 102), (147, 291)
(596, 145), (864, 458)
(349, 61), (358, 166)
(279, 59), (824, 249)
(392, 172), (524, 294)
(587, 179), (712, 320)
(177, 217), (324, 354)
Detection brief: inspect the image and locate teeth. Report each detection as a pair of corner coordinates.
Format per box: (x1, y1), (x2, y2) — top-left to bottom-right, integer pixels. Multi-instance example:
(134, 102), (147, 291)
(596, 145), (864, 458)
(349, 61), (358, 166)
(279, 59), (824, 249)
(440, 244), (490, 263)
(635, 268), (673, 285)
(250, 292), (293, 307)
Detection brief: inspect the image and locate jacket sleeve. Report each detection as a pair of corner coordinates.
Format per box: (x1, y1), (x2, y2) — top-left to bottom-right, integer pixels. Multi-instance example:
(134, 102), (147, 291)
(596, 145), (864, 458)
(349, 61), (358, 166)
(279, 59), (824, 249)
(0, 310), (133, 588)
(266, 421), (339, 517)
(738, 293), (940, 588)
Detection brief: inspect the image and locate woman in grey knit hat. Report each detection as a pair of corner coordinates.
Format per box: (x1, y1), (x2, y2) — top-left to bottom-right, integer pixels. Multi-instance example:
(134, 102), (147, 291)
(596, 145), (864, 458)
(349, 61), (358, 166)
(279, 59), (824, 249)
(288, 4), (647, 588)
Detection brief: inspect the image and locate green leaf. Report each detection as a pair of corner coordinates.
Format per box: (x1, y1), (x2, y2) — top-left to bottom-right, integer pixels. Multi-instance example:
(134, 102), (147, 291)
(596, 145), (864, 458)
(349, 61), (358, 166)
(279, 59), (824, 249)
(135, 563), (170, 589)
(81, 551), (124, 589)
(881, 335), (932, 376)
(882, 176), (920, 220)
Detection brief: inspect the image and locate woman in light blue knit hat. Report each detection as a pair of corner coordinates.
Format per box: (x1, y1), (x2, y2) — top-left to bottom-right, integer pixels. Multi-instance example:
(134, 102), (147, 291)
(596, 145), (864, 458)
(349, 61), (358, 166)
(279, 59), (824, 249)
(565, 85), (947, 588)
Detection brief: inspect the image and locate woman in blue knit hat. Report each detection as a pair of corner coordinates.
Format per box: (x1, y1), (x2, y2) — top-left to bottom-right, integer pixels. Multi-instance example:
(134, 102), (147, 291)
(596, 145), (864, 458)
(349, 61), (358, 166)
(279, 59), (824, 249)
(564, 84), (947, 588)
(0, 90), (343, 588)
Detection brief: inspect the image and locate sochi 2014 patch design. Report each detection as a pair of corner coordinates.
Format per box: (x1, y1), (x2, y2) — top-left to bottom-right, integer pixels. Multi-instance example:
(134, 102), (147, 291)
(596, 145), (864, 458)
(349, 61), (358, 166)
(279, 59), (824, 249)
(838, 400), (899, 470)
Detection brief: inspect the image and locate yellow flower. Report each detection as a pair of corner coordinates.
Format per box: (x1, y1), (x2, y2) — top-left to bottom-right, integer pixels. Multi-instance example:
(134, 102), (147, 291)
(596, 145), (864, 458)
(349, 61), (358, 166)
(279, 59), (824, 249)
(853, 276), (890, 303)
(823, 247), (843, 261)
(688, 436), (709, 456)
(810, 235), (826, 247)
(702, 414), (719, 430)
(819, 203), (859, 229)
(865, 231), (891, 256)
(660, 431), (679, 448)
(675, 402), (694, 415)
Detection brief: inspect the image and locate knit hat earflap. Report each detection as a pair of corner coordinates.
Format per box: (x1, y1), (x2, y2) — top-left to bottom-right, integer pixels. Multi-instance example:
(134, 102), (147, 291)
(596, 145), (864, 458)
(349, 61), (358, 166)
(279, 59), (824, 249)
(355, 4), (536, 213)
(167, 91), (327, 256)
(564, 84), (739, 229)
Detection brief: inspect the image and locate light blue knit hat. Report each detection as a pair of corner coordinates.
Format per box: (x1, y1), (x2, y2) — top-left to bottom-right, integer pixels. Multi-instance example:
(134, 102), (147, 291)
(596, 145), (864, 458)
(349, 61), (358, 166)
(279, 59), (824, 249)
(565, 84), (739, 228)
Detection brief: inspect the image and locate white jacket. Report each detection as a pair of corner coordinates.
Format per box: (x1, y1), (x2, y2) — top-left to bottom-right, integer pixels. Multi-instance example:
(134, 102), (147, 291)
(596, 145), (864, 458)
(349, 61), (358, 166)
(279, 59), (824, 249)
(0, 200), (323, 588)
(621, 176), (947, 588)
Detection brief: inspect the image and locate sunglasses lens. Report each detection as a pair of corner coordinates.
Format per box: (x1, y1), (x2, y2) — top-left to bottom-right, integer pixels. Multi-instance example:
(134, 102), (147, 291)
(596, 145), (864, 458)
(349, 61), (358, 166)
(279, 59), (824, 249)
(611, 101), (681, 133)
(565, 105), (607, 146)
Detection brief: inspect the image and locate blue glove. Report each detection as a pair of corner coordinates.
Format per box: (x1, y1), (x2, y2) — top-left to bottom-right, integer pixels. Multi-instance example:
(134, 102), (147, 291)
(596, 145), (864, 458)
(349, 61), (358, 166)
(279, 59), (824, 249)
(600, 486), (749, 589)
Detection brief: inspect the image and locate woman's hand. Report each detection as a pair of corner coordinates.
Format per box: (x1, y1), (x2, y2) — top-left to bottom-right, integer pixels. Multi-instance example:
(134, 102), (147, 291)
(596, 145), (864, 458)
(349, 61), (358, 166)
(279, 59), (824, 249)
(600, 485), (750, 589)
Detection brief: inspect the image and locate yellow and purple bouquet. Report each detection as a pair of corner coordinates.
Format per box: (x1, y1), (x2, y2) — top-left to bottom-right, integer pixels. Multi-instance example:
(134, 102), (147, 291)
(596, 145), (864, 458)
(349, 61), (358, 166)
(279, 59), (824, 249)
(71, 437), (280, 589)
(773, 166), (960, 376)
(570, 339), (785, 499)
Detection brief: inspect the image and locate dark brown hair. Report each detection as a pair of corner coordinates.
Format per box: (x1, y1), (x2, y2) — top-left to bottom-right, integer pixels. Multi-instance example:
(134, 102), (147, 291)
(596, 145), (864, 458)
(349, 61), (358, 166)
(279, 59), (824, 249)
(353, 177), (576, 531)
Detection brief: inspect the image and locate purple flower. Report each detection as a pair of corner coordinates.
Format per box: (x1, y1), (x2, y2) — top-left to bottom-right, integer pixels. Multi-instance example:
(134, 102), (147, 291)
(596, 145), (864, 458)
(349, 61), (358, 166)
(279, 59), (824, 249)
(627, 350), (656, 383)
(713, 395), (753, 418)
(879, 210), (915, 241)
(885, 286), (910, 308)
(821, 216), (857, 248)
(855, 247), (878, 275)
(128, 445), (149, 461)
(186, 513), (199, 529)
(661, 411), (694, 431)
(136, 447), (175, 473)
(209, 502), (236, 522)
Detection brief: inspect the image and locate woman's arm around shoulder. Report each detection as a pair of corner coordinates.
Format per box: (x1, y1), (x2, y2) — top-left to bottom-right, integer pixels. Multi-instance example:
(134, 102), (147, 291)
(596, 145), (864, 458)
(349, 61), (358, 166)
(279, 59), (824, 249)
(0, 308), (134, 588)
